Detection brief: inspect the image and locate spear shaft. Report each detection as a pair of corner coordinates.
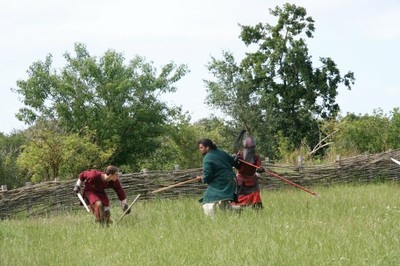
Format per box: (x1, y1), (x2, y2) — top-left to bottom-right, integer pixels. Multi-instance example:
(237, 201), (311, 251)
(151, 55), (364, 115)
(238, 159), (317, 196)
(150, 178), (199, 194)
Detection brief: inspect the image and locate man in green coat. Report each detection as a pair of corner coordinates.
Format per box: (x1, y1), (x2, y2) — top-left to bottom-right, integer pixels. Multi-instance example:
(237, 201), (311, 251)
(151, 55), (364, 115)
(196, 138), (238, 217)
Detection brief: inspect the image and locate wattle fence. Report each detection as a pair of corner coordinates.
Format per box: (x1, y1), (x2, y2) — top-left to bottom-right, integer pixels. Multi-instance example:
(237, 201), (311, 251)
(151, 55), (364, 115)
(1, 149), (400, 219)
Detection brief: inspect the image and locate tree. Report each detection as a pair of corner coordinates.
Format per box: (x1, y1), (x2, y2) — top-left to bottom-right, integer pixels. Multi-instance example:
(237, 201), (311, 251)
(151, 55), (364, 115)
(136, 114), (237, 171)
(387, 108), (400, 149)
(13, 43), (189, 168)
(329, 109), (397, 155)
(205, 3), (355, 159)
(17, 120), (113, 182)
(0, 131), (27, 188)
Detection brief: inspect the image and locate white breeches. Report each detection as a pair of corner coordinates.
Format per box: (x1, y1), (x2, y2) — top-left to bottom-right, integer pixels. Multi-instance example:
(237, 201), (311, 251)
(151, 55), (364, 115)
(202, 200), (232, 217)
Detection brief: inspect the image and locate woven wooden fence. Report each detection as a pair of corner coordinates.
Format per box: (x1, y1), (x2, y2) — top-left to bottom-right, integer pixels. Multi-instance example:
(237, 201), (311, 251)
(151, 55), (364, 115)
(1, 149), (400, 219)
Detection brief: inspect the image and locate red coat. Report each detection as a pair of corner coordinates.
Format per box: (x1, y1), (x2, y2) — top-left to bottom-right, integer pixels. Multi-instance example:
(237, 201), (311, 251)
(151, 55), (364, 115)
(236, 153), (262, 186)
(232, 152), (263, 206)
(79, 170), (126, 207)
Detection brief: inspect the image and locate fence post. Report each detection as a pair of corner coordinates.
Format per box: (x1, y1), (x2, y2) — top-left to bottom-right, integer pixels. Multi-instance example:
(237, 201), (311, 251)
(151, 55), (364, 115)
(265, 157), (270, 164)
(334, 155), (342, 184)
(1, 185), (9, 219)
(54, 178), (61, 210)
(335, 155), (341, 167)
(297, 155), (304, 172)
(174, 164), (180, 171)
(25, 182), (32, 217)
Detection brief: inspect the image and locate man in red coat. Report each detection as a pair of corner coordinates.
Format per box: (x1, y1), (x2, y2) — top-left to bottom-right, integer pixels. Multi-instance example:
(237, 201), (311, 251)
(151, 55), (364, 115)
(232, 136), (265, 209)
(73, 165), (129, 226)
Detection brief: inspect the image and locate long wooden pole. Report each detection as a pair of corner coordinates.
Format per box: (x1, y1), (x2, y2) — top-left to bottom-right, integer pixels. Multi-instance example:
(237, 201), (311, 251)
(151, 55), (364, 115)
(116, 194), (141, 224)
(239, 159), (317, 196)
(150, 178), (199, 194)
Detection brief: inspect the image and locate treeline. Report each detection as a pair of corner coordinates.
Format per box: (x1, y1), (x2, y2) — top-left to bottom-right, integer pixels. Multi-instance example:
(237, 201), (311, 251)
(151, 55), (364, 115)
(2, 109), (400, 189)
(1, 4), (398, 188)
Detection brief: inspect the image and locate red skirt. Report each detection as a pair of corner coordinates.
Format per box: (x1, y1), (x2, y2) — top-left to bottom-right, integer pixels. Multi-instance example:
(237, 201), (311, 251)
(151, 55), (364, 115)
(84, 191), (110, 207)
(232, 191), (262, 206)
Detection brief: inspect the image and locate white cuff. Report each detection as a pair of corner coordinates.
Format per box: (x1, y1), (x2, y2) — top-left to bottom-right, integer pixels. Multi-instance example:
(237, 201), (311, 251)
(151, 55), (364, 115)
(76, 179), (82, 187)
(120, 199), (127, 206)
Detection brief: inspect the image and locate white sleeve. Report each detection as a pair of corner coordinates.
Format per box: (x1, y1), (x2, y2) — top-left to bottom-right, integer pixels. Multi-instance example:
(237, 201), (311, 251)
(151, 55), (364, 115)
(76, 179), (82, 187)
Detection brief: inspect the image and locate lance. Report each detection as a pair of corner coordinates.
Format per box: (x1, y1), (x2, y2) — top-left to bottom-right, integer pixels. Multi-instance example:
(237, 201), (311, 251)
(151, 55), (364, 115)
(238, 159), (317, 196)
(150, 178), (199, 194)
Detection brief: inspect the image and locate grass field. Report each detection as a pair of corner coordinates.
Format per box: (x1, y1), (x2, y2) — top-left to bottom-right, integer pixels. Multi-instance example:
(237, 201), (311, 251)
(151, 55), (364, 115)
(1, 183), (400, 265)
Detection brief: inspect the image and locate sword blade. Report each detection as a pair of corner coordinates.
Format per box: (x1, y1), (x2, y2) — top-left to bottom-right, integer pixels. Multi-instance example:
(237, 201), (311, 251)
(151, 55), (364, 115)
(391, 158), (400, 166)
(77, 193), (90, 212)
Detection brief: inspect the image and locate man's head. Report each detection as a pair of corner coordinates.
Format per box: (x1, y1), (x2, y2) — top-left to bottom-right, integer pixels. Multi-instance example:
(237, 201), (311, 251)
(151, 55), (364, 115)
(103, 165), (119, 182)
(197, 139), (217, 155)
(243, 136), (256, 163)
(243, 136), (255, 149)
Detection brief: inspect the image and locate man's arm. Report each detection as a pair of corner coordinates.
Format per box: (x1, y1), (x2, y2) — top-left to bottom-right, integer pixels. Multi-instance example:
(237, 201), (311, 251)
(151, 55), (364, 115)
(73, 172), (86, 193)
(201, 160), (214, 183)
(112, 180), (130, 213)
(112, 180), (127, 201)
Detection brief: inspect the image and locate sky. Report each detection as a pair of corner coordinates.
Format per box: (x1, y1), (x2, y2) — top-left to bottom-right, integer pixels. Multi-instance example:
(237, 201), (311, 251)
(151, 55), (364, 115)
(1, 0), (400, 134)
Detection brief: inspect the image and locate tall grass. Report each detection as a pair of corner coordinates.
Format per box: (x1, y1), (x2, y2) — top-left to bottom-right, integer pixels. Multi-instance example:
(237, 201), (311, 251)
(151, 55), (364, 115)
(1, 183), (400, 265)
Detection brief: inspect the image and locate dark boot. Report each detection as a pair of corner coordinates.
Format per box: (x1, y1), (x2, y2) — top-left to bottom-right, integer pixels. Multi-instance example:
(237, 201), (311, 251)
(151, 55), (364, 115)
(252, 202), (263, 210)
(94, 201), (106, 226)
(105, 209), (112, 226)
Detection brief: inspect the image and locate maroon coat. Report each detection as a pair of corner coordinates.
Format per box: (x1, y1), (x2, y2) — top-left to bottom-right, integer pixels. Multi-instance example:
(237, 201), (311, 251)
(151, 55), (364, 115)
(79, 170), (126, 207)
(236, 152), (262, 187)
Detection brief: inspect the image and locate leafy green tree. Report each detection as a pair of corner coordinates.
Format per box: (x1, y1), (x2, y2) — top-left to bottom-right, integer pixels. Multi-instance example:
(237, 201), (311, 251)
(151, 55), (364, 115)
(387, 108), (400, 149)
(167, 114), (204, 169)
(143, 116), (235, 170)
(0, 131), (27, 188)
(13, 43), (189, 168)
(205, 3), (355, 159)
(193, 117), (238, 152)
(136, 115), (237, 171)
(331, 108), (400, 155)
(17, 121), (112, 182)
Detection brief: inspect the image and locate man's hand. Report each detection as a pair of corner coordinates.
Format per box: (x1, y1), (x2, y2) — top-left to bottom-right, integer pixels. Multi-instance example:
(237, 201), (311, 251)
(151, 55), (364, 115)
(256, 167), (265, 173)
(73, 185), (80, 193)
(195, 176), (203, 183)
(122, 204), (131, 214)
(232, 154), (242, 162)
(232, 154), (242, 169)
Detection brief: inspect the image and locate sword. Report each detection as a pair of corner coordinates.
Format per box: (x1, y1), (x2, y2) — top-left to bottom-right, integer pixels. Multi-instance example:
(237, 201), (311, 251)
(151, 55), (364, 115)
(77, 193), (90, 212)
(391, 158), (400, 166)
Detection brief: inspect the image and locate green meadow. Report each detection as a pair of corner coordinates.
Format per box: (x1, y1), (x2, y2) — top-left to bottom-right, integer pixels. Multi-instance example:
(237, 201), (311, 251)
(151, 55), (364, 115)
(1, 183), (400, 266)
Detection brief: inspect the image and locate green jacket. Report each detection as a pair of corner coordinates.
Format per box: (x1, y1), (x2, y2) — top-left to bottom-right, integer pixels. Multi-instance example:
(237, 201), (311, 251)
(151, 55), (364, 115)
(200, 148), (236, 204)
